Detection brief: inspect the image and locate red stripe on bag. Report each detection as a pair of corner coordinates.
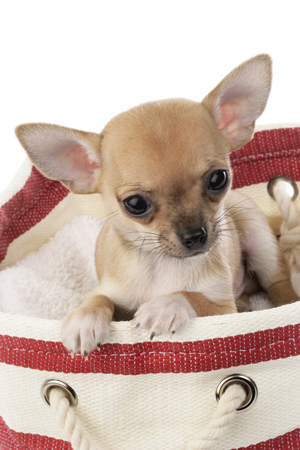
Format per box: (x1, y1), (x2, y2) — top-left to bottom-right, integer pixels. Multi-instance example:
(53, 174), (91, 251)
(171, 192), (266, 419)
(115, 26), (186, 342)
(235, 427), (300, 450)
(231, 128), (300, 189)
(1, 323), (300, 374)
(0, 416), (71, 450)
(0, 128), (300, 264)
(0, 415), (299, 450)
(0, 166), (69, 263)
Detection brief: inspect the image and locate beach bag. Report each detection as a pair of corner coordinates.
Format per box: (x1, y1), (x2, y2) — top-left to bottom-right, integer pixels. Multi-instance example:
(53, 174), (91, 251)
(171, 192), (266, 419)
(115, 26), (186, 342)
(1, 125), (300, 450)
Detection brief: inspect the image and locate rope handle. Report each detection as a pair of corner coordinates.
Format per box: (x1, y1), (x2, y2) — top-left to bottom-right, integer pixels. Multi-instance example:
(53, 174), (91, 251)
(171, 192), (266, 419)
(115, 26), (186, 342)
(185, 384), (246, 450)
(50, 388), (96, 450)
(41, 375), (255, 450)
(41, 380), (97, 450)
(268, 176), (300, 292)
(273, 179), (300, 266)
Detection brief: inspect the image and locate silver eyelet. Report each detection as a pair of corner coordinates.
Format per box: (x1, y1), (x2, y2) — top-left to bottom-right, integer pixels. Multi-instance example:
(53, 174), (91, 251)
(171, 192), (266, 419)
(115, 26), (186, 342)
(267, 176), (298, 201)
(41, 379), (78, 408)
(216, 374), (258, 411)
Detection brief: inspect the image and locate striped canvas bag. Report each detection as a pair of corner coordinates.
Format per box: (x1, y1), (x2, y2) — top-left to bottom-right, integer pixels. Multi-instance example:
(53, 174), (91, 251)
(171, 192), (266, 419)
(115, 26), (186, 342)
(1, 125), (300, 450)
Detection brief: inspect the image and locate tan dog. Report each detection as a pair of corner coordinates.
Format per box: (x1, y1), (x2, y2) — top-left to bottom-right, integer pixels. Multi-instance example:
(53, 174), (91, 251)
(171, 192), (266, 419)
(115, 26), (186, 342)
(16, 54), (298, 357)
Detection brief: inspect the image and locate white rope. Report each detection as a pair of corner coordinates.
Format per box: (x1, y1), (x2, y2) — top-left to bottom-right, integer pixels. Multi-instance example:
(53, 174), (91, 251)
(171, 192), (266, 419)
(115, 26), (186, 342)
(48, 382), (245, 450)
(273, 181), (300, 294)
(49, 387), (97, 450)
(185, 384), (246, 450)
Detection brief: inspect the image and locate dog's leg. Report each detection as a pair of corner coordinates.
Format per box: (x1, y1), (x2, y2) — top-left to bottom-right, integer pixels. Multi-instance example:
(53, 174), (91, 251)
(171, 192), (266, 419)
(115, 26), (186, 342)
(179, 291), (237, 316)
(135, 292), (237, 339)
(236, 293), (252, 312)
(237, 203), (298, 307)
(244, 228), (298, 306)
(61, 293), (114, 357)
(263, 247), (298, 306)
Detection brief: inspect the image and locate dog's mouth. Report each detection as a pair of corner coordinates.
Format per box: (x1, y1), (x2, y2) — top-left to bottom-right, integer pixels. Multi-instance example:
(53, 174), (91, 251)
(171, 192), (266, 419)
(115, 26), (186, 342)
(157, 233), (216, 259)
(165, 245), (213, 259)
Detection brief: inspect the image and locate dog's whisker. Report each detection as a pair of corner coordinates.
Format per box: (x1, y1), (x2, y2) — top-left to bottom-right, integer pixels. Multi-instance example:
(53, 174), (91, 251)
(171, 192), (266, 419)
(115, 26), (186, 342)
(210, 202), (226, 221)
(101, 210), (119, 222)
(144, 244), (166, 259)
(126, 234), (144, 252)
(153, 248), (168, 265)
(206, 152), (230, 163)
(125, 231), (162, 238)
(138, 237), (146, 263)
(216, 236), (228, 245)
(216, 232), (240, 243)
(217, 236), (240, 243)
(127, 236), (158, 242)
(218, 207), (258, 220)
(138, 240), (160, 244)
(217, 236), (240, 244)
(214, 200), (256, 221)
(119, 234), (164, 259)
(217, 217), (266, 226)
(215, 209), (260, 224)
(115, 182), (144, 190)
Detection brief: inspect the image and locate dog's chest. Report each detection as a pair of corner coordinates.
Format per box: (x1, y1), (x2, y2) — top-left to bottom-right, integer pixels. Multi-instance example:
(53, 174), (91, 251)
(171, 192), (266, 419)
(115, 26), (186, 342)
(101, 253), (222, 312)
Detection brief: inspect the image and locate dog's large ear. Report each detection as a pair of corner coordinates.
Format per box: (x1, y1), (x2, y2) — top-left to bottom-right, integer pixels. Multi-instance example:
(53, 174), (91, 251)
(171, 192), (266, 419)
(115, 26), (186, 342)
(202, 54), (272, 151)
(15, 123), (102, 194)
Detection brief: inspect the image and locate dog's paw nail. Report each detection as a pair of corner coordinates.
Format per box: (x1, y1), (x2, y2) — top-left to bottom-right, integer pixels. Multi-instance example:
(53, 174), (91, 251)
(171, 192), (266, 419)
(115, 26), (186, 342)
(70, 350), (74, 359)
(83, 351), (89, 361)
(135, 323), (140, 329)
(150, 332), (156, 341)
(97, 343), (101, 351)
(171, 330), (176, 334)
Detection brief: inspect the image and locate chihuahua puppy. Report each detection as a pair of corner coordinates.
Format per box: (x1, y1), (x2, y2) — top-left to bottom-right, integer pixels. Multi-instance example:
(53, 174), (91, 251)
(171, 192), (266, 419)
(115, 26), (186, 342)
(16, 54), (298, 357)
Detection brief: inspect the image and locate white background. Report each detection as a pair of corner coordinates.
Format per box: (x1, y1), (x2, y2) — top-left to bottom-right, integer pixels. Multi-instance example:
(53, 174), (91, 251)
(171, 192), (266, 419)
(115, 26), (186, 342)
(1, 0), (300, 193)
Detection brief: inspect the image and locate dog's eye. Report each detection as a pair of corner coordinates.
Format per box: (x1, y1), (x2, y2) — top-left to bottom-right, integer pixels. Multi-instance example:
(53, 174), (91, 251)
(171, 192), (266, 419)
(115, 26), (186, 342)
(207, 170), (229, 192)
(123, 195), (150, 215)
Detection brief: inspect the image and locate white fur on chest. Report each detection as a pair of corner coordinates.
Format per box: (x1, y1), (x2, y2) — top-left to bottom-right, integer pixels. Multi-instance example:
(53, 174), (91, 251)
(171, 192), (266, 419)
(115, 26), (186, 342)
(99, 245), (232, 312)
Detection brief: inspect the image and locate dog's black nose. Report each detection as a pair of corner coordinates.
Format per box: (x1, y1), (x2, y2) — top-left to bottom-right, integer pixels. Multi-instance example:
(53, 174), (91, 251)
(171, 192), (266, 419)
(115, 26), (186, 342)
(180, 227), (207, 249)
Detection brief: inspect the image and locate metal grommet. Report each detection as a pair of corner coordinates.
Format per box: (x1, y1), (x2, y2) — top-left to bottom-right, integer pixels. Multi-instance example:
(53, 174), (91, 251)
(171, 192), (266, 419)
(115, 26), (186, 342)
(41, 379), (78, 408)
(216, 374), (258, 411)
(267, 175), (298, 201)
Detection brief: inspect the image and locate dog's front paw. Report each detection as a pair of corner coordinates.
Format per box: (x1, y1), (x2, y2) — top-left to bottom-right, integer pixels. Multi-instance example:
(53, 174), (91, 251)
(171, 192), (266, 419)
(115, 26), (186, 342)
(61, 305), (111, 358)
(134, 294), (197, 339)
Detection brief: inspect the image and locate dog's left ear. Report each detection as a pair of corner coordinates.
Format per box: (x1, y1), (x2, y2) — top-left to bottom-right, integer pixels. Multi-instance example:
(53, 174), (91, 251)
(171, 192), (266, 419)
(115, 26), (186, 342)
(202, 54), (272, 150)
(15, 123), (102, 194)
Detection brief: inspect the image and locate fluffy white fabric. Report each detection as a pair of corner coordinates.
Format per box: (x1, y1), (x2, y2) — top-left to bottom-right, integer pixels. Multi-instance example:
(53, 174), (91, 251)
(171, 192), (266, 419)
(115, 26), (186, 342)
(0, 215), (102, 319)
(0, 215), (271, 320)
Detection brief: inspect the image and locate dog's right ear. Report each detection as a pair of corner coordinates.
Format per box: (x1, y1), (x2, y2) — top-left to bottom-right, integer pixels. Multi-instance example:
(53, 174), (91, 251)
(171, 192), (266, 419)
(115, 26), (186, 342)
(15, 123), (102, 194)
(202, 54), (272, 151)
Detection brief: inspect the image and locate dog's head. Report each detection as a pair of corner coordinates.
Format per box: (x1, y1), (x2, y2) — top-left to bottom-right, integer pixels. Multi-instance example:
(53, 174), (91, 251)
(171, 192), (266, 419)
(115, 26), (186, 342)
(16, 54), (272, 258)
